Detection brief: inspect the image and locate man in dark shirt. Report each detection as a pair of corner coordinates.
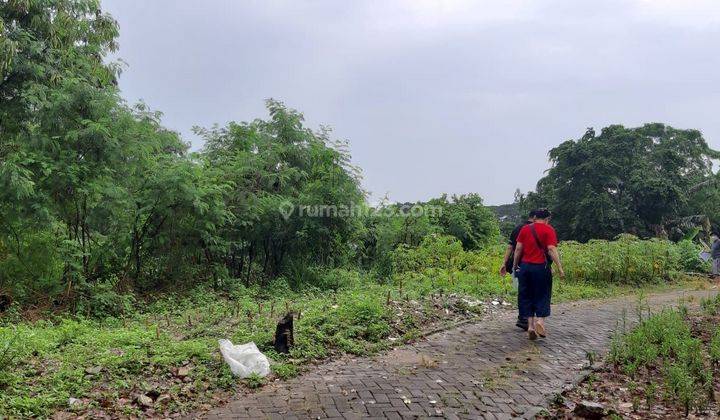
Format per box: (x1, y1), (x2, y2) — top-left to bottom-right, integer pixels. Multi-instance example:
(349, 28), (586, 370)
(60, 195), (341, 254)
(500, 210), (536, 330)
(711, 234), (720, 278)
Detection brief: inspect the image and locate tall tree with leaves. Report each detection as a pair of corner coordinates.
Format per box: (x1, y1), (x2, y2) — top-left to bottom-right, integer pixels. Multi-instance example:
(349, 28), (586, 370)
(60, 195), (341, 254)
(198, 100), (365, 286)
(523, 124), (720, 241)
(0, 0), (230, 303)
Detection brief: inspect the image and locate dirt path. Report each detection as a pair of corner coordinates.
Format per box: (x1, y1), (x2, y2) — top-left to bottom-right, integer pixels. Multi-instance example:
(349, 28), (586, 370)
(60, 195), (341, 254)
(199, 288), (716, 420)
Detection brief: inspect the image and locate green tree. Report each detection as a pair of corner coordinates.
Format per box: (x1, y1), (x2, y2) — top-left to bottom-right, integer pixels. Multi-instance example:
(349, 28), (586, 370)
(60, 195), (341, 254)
(198, 100), (365, 287)
(0, 0), (230, 302)
(428, 193), (500, 250)
(523, 124), (719, 241)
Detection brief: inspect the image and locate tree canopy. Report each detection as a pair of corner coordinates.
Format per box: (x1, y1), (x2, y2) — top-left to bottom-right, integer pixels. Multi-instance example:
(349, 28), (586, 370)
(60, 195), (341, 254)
(522, 124), (720, 241)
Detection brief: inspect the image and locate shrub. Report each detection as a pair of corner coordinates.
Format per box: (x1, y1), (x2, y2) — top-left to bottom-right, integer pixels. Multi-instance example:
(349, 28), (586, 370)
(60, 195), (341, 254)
(675, 240), (708, 272)
(561, 235), (686, 285)
(74, 279), (136, 318)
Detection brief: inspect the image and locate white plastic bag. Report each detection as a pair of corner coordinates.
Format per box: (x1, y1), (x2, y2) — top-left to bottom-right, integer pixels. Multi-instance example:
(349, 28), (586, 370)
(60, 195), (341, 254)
(218, 339), (270, 378)
(511, 271), (519, 288)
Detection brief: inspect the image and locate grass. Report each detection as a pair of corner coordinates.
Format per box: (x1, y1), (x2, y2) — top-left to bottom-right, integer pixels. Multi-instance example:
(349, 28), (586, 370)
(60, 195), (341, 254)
(0, 266), (711, 417)
(608, 294), (720, 416)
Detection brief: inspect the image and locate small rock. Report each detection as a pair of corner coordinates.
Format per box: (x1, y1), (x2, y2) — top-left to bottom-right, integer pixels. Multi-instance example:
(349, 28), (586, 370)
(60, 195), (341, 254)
(177, 367), (190, 377)
(429, 400), (437, 404)
(491, 300), (500, 305)
(136, 394), (154, 408)
(619, 402), (633, 411)
(68, 397), (82, 408)
(84, 366), (102, 375)
(573, 400), (605, 419)
(156, 394), (172, 405)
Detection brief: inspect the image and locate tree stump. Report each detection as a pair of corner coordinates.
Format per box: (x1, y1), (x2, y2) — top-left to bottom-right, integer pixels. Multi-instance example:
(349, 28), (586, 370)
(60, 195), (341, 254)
(273, 313), (294, 354)
(0, 295), (10, 313)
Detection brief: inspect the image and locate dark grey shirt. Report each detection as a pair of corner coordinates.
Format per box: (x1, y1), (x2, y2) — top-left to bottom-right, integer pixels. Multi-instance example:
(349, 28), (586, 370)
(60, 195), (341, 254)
(712, 240), (720, 259)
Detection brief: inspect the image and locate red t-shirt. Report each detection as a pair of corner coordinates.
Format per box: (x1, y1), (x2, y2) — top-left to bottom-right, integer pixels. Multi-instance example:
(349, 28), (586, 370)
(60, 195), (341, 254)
(516, 222), (558, 264)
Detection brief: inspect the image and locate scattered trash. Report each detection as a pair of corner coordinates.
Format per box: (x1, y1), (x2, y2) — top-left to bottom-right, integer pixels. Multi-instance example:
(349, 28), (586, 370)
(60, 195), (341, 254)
(461, 298), (482, 307)
(491, 300), (500, 306)
(218, 340), (270, 378)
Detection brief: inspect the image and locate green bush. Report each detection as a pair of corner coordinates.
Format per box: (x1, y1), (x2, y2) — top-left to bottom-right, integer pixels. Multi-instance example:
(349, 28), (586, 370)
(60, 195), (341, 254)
(561, 235), (689, 285)
(74, 279), (136, 318)
(675, 239), (708, 272)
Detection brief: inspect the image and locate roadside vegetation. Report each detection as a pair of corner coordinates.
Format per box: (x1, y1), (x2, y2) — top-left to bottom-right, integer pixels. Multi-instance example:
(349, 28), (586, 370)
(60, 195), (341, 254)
(0, 234), (709, 417)
(548, 292), (720, 418)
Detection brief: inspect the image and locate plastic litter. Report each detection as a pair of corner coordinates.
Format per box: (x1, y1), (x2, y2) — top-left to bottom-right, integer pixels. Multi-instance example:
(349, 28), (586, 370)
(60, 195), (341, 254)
(218, 339), (270, 378)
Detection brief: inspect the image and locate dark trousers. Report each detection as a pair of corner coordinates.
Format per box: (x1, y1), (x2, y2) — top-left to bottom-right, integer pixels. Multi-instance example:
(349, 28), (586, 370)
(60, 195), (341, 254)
(518, 262), (552, 318)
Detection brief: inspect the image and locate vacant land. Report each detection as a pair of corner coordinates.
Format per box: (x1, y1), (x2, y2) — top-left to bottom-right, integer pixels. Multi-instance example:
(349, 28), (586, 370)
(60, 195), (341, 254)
(547, 291), (720, 419)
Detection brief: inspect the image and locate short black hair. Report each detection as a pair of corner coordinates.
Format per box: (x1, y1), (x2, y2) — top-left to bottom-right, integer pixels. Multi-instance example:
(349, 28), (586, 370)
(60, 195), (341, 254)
(534, 208), (551, 219)
(527, 210), (537, 218)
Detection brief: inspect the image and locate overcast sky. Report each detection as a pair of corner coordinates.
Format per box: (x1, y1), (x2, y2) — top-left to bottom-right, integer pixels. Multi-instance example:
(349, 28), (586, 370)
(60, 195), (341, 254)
(102, 0), (720, 205)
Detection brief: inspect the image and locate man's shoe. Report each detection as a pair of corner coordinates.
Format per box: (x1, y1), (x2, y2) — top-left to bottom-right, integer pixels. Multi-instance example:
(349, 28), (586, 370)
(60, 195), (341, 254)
(516, 320), (528, 330)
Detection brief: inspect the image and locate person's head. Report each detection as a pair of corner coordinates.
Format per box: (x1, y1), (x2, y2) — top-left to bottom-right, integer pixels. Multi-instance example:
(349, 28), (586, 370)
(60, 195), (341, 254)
(527, 210), (537, 222)
(534, 208), (552, 223)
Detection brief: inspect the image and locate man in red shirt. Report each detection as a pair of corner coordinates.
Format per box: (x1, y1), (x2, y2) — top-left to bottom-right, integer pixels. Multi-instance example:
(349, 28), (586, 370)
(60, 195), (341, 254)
(512, 209), (565, 340)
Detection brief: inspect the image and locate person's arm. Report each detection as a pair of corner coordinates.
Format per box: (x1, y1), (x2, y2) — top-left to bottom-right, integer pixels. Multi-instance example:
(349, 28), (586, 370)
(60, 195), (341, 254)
(500, 245), (513, 275)
(548, 245), (565, 278)
(513, 242), (523, 272)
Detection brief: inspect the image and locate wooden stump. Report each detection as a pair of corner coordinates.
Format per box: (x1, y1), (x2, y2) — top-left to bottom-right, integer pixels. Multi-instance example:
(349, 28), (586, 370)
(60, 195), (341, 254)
(273, 313), (294, 354)
(0, 295), (10, 313)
